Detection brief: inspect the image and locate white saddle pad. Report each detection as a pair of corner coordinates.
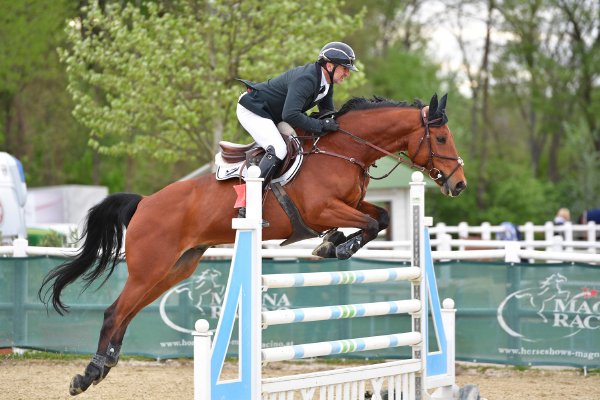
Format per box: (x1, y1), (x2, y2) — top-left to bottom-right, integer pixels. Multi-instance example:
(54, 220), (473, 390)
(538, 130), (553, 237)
(214, 136), (303, 187)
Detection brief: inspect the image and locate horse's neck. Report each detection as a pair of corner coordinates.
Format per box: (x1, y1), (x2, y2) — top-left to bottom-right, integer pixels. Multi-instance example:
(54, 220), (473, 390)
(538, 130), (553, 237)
(337, 108), (421, 163)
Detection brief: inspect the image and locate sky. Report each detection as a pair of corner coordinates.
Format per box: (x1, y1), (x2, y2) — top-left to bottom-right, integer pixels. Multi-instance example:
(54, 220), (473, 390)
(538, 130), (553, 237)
(421, 1), (490, 95)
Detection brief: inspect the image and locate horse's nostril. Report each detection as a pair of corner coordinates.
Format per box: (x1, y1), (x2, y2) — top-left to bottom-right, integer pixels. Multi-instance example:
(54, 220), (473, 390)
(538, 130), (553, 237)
(455, 181), (466, 193)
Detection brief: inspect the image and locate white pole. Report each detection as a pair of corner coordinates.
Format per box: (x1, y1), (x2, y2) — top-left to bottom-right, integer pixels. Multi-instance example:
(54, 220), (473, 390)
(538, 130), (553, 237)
(430, 299), (458, 400)
(434, 222), (447, 250)
(588, 222), (596, 253)
(564, 221), (573, 252)
(442, 298), (456, 384)
(481, 222), (491, 241)
(244, 165), (263, 399)
(457, 222), (468, 251)
(544, 221), (554, 252)
(12, 238), (28, 257)
(193, 320), (212, 400)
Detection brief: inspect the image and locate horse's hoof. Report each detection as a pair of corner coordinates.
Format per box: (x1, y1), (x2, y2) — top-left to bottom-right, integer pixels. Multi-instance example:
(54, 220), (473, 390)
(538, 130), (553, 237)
(69, 374), (88, 396)
(335, 238), (361, 260)
(323, 230), (346, 246)
(312, 242), (336, 258)
(335, 247), (352, 260)
(93, 365), (113, 385)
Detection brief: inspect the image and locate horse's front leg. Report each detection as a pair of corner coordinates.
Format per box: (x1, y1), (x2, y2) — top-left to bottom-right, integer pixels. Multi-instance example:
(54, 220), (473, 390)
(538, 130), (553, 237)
(311, 201), (388, 260)
(312, 229), (348, 258)
(334, 202), (389, 259)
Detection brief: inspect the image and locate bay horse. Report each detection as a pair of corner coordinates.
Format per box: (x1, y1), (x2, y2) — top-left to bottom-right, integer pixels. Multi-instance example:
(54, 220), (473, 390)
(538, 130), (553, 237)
(38, 93), (466, 395)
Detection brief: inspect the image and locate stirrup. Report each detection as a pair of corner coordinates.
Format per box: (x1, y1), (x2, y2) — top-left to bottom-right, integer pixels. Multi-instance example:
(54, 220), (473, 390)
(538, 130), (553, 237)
(237, 207), (270, 228)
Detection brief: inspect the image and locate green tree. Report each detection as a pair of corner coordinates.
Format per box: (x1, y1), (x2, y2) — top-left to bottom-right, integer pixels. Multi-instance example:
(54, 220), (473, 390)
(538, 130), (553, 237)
(0, 0), (102, 188)
(0, 0), (74, 159)
(62, 0), (365, 166)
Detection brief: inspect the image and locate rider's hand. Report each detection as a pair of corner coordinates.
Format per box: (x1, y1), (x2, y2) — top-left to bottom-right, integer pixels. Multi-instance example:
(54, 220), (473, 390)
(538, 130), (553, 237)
(320, 118), (339, 132)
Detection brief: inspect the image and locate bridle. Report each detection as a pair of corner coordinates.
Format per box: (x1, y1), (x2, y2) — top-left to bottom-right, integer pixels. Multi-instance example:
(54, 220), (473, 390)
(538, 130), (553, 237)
(410, 107), (465, 185)
(305, 106), (464, 186)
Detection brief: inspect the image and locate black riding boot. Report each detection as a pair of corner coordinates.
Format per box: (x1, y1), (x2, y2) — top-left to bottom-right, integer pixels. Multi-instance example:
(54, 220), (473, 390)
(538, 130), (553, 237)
(238, 146), (283, 227)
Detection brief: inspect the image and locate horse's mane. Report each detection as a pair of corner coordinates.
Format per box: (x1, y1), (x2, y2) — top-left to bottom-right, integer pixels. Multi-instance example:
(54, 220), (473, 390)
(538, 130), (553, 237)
(337, 96), (424, 117)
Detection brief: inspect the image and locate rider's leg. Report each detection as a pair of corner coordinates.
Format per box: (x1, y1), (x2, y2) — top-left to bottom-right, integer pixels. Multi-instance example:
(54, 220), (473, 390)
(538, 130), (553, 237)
(236, 102), (287, 160)
(257, 145), (283, 190)
(236, 103), (286, 225)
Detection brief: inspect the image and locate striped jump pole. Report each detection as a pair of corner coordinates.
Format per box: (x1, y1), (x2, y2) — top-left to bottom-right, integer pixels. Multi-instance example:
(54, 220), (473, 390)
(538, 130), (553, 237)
(262, 299), (421, 326)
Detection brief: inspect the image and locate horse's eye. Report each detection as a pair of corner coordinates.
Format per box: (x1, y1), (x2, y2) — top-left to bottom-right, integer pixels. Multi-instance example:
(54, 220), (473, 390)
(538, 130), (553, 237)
(436, 136), (447, 144)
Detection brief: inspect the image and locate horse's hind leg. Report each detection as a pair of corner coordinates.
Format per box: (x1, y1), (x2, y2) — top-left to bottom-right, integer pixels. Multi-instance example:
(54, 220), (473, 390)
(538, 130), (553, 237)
(69, 247), (207, 395)
(68, 276), (159, 396)
(105, 247), (207, 366)
(105, 248), (207, 367)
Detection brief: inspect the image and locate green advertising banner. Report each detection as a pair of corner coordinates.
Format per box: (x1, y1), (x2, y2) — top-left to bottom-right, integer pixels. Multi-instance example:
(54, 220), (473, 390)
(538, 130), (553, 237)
(0, 256), (598, 367)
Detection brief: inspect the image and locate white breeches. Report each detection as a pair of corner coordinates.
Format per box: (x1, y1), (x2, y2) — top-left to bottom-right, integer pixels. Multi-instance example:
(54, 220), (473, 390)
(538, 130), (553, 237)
(237, 102), (287, 160)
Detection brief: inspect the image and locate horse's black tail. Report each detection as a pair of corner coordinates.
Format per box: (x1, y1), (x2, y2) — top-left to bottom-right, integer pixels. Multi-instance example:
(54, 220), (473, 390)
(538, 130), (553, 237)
(38, 193), (143, 315)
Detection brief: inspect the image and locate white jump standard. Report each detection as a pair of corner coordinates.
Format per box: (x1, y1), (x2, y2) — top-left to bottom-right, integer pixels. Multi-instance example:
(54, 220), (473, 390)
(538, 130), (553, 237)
(193, 168), (458, 400)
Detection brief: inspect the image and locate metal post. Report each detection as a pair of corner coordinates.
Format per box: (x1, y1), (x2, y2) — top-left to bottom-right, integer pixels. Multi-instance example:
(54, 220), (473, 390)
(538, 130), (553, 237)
(409, 171), (425, 400)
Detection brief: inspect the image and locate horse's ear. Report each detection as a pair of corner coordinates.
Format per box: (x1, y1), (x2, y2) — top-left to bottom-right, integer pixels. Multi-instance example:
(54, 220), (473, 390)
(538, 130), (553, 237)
(428, 93), (439, 120)
(438, 93), (448, 114)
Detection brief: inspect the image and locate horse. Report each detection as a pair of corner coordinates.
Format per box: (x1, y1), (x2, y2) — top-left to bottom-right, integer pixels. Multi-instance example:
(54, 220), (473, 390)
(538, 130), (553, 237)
(38, 93), (466, 395)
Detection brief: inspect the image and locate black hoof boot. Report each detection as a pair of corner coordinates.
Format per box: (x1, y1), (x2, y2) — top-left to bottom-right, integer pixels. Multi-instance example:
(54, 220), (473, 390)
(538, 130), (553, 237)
(312, 230), (347, 258)
(335, 236), (362, 260)
(105, 343), (121, 368)
(95, 343), (121, 384)
(326, 230), (347, 246)
(69, 358), (104, 396)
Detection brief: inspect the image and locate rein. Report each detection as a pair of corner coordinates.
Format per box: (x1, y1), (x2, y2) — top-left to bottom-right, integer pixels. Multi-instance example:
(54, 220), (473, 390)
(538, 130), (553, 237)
(304, 107), (464, 185)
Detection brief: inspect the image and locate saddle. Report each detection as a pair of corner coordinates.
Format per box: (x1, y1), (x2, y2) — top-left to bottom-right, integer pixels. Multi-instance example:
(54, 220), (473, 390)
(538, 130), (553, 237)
(215, 122), (320, 244)
(215, 122), (302, 183)
(215, 116), (338, 245)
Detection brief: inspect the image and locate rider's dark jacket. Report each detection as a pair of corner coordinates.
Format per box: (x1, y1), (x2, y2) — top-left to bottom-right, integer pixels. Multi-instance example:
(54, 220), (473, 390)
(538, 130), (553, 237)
(238, 62), (334, 133)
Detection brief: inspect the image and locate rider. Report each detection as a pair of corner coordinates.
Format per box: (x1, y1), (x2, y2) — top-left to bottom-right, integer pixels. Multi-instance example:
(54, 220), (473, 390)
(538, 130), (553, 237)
(236, 41), (358, 221)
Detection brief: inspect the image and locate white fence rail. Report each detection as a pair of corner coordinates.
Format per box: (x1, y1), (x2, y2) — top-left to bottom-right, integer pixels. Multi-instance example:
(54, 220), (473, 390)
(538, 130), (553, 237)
(3, 220), (600, 264)
(3, 240), (600, 265)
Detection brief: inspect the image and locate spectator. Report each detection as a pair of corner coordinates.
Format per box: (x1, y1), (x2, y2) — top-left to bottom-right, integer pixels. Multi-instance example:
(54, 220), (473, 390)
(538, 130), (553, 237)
(581, 208), (600, 224)
(553, 208), (571, 225)
(496, 222), (520, 241)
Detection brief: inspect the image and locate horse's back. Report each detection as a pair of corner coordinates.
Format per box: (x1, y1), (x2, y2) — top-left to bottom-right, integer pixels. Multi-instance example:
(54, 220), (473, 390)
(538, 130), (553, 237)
(126, 175), (239, 252)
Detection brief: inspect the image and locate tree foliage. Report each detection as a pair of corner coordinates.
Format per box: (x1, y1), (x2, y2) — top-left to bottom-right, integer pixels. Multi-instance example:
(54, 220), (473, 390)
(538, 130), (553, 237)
(62, 0), (364, 165)
(3, 0), (599, 225)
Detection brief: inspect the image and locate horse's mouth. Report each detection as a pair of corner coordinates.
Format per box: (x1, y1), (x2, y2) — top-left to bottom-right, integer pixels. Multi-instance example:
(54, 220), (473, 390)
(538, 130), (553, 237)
(441, 180), (467, 197)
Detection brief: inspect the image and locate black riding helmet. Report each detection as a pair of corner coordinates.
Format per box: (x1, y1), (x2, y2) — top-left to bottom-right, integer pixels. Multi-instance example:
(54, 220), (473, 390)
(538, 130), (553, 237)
(318, 42), (358, 72)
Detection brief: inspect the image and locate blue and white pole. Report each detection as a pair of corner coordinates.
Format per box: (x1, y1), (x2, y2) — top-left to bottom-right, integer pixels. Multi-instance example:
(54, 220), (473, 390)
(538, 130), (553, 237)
(194, 165), (263, 400)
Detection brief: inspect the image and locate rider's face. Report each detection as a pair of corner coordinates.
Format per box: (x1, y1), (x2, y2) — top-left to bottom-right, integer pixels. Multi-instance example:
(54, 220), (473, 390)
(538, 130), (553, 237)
(326, 63), (351, 84)
(333, 65), (351, 84)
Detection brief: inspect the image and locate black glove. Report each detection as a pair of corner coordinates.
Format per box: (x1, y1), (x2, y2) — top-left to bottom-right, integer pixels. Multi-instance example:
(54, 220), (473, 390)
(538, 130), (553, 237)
(320, 117), (339, 132)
